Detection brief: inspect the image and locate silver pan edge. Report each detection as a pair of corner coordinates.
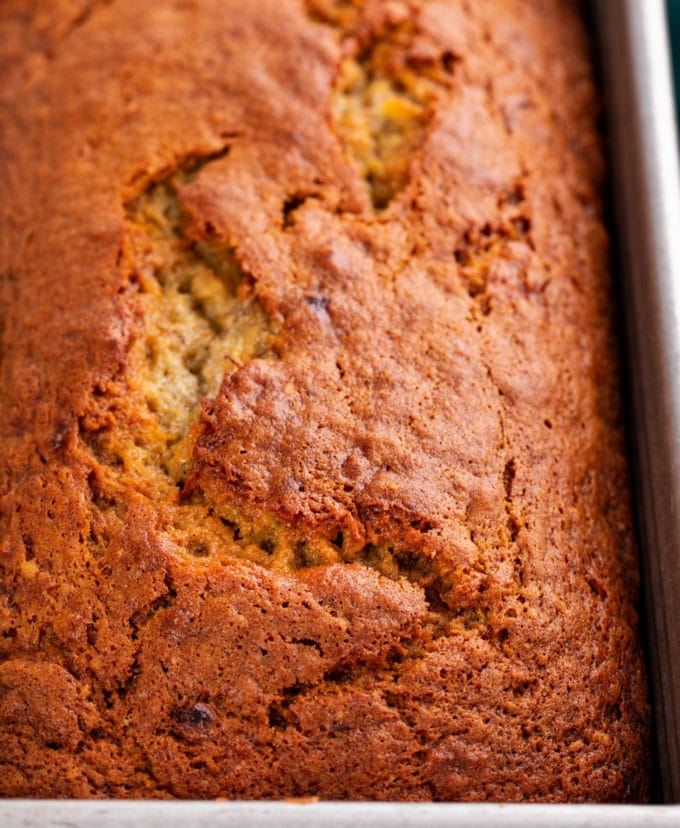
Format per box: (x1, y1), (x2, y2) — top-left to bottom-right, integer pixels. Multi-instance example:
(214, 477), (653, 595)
(596, 0), (680, 806)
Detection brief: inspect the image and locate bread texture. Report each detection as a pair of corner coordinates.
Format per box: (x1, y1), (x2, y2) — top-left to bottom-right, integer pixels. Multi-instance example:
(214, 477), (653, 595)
(0, 0), (649, 800)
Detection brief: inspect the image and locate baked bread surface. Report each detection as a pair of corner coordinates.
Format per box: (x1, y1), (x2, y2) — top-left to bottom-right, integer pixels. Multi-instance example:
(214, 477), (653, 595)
(0, 0), (649, 800)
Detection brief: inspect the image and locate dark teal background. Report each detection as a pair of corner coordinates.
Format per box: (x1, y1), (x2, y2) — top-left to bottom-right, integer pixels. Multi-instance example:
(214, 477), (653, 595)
(670, 0), (680, 112)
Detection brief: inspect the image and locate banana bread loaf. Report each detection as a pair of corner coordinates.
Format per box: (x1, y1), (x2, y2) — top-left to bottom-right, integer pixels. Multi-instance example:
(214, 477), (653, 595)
(0, 0), (649, 800)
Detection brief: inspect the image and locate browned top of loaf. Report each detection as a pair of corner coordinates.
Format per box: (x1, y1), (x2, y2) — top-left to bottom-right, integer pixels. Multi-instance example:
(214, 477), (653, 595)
(0, 0), (649, 801)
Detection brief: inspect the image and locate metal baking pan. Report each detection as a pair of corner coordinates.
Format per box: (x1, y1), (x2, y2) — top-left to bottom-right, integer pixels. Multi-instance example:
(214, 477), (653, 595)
(1, 0), (679, 823)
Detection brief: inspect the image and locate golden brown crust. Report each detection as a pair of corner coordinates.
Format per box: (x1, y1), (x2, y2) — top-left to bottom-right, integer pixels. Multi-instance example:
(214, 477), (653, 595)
(0, 0), (649, 800)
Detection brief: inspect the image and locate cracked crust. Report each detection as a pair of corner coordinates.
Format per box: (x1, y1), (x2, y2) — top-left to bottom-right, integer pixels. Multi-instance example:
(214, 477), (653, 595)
(0, 0), (649, 801)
